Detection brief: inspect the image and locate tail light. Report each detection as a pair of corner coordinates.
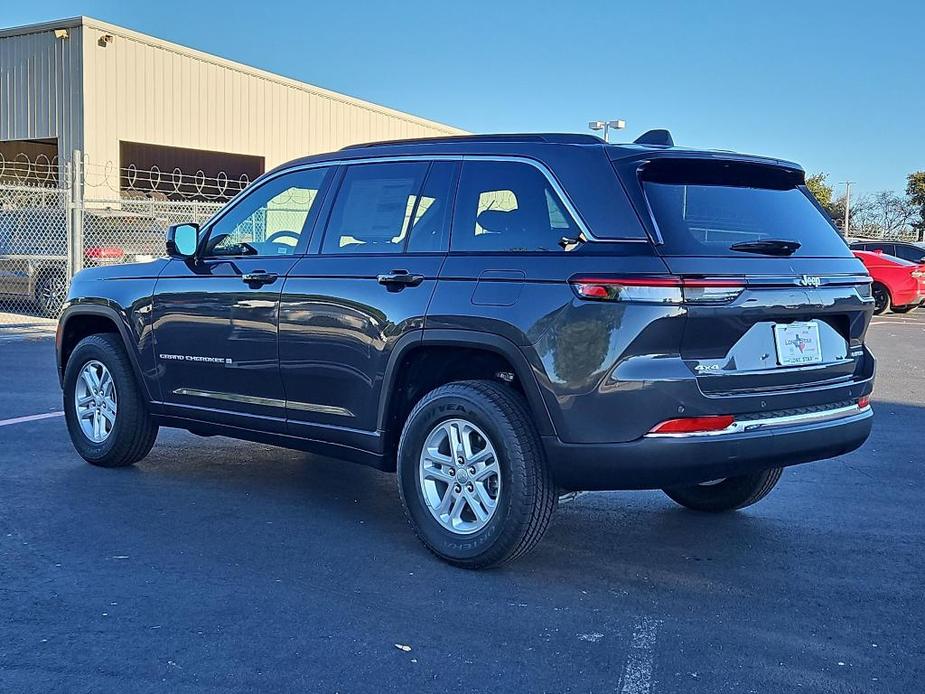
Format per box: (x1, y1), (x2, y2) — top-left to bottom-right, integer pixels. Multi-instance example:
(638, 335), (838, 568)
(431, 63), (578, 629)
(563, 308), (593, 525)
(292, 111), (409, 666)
(648, 415), (735, 435)
(85, 246), (125, 262)
(858, 395), (871, 409)
(569, 276), (745, 304)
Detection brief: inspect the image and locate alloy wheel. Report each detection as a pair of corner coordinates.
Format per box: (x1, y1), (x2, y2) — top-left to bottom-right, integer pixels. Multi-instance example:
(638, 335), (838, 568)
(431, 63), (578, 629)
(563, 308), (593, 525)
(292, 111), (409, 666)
(37, 274), (67, 316)
(75, 360), (118, 443)
(418, 418), (501, 535)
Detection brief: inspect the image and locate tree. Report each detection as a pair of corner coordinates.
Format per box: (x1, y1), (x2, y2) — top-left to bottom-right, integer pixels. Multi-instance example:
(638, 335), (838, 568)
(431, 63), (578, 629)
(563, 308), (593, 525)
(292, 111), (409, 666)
(852, 191), (916, 238)
(806, 172), (836, 216)
(906, 171), (925, 240)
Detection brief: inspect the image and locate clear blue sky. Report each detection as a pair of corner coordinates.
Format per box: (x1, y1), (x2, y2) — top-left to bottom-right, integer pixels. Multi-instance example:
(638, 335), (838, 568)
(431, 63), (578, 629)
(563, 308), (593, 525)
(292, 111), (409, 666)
(3, 0), (922, 195)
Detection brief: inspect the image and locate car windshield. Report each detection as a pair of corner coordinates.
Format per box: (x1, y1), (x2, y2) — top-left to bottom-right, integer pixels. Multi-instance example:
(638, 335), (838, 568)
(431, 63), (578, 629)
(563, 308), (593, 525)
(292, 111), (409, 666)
(640, 159), (852, 258)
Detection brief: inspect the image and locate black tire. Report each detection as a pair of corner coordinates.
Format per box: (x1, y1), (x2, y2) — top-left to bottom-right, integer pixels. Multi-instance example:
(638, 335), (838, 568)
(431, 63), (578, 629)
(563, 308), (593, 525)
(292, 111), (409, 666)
(397, 380), (556, 569)
(63, 333), (158, 467)
(871, 282), (891, 315)
(34, 270), (68, 318)
(662, 467), (783, 513)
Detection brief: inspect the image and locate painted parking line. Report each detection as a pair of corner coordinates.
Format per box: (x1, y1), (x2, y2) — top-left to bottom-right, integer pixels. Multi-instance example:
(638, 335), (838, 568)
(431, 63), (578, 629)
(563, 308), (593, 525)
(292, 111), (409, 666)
(0, 411), (64, 427)
(619, 617), (662, 694)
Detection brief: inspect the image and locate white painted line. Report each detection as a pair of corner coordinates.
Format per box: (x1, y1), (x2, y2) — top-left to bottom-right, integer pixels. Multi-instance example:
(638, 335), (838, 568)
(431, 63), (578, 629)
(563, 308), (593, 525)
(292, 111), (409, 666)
(620, 617), (661, 694)
(0, 411), (64, 427)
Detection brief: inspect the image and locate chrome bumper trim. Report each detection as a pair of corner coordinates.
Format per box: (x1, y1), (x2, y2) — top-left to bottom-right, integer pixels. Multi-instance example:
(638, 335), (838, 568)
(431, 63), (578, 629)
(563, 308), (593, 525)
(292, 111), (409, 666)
(645, 403), (870, 438)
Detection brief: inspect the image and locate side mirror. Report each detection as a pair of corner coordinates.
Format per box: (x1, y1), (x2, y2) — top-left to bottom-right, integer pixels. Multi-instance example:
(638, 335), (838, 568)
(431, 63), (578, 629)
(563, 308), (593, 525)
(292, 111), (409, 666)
(166, 223), (199, 258)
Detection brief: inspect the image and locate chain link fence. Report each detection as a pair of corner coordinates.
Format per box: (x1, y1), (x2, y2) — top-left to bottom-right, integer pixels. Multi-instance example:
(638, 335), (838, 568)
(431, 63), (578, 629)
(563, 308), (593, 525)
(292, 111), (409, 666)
(0, 151), (232, 321)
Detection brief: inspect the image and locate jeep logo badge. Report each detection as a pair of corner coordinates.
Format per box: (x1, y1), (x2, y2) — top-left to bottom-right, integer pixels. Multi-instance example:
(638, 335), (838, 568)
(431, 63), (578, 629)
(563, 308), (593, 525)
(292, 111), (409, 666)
(799, 275), (822, 288)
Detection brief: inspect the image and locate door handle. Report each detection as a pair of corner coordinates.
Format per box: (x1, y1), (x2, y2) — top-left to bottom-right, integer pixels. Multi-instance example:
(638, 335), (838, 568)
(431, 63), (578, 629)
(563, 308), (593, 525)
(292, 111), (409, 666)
(377, 269), (424, 289)
(241, 270), (279, 285)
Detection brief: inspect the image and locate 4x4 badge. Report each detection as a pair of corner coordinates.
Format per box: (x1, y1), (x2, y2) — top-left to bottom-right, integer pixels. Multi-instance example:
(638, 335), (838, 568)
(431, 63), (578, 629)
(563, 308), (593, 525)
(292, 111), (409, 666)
(799, 275), (822, 288)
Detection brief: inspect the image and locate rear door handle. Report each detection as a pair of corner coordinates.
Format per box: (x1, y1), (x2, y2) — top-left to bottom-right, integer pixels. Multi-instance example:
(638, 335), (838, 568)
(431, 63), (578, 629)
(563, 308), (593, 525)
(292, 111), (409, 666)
(241, 270), (279, 285)
(377, 269), (424, 289)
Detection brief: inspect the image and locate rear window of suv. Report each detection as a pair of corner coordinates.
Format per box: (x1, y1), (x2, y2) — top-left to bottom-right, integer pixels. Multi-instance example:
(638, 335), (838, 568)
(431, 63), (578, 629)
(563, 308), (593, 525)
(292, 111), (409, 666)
(639, 159), (852, 257)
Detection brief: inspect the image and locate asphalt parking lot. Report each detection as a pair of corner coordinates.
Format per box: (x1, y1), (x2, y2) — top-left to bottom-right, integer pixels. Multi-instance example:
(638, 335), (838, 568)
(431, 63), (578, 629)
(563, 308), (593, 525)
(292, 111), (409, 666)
(1, 312), (923, 693)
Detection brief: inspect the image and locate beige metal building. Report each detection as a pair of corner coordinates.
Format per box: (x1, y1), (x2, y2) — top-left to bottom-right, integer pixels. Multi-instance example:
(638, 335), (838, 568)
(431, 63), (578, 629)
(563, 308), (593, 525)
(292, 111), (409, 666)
(0, 16), (465, 197)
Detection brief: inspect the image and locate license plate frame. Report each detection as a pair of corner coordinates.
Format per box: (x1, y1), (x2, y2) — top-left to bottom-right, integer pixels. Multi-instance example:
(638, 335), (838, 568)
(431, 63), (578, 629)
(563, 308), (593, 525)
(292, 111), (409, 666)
(773, 321), (823, 366)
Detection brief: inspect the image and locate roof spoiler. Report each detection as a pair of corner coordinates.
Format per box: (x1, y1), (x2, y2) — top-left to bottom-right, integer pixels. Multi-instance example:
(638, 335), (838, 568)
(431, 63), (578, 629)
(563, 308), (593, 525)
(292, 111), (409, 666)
(634, 129), (674, 147)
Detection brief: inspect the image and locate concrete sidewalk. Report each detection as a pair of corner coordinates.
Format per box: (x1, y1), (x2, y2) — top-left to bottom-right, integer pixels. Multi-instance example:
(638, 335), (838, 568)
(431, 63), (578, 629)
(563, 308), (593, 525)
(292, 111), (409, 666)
(0, 311), (57, 342)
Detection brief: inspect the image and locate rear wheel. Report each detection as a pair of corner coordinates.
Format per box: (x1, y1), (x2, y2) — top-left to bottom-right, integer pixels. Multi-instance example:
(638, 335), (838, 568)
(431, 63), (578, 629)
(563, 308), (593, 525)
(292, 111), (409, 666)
(34, 271), (68, 317)
(397, 380), (556, 569)
(63, 333), (158, 467)
(662, 467), (783, 512)
(871, 282), (891, 315)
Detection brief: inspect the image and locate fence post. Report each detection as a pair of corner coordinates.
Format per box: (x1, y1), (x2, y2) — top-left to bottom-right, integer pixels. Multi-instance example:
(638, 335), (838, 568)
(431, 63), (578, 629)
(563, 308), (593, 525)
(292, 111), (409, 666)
(69, 149), (84, 278)
(65, 160), (74, 281)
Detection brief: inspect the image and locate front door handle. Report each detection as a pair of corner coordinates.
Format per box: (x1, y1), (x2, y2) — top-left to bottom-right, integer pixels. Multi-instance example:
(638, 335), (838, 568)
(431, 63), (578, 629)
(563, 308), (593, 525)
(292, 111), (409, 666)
(377, 269), (424, 290)
(241, 270), (279, 285)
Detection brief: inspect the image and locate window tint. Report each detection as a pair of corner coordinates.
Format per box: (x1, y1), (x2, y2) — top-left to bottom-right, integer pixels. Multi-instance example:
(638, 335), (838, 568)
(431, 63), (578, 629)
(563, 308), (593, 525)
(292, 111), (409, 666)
(208, 167), (332, 256)
(322, 162), (428, 254)
(451, 161), (578, 252)
(891, 244), (925, 262)
(863, 243), (895, 257)
(640, 160), (851, 258)
(406, 162), (457, 253)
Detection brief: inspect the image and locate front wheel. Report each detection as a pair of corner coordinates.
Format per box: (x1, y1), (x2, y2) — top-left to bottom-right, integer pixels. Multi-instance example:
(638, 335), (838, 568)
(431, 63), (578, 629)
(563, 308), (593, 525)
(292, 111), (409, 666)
(397, 380), (556, 569)
(63, 333), (159, 467)
(662, 468), (783, 513)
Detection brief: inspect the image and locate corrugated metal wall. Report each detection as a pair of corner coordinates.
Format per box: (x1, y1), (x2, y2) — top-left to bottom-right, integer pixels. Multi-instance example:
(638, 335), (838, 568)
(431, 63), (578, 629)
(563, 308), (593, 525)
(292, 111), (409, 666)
(0, 21), (84, 160)
(79, 18), (464, 177)
(1, 16), (464, 196)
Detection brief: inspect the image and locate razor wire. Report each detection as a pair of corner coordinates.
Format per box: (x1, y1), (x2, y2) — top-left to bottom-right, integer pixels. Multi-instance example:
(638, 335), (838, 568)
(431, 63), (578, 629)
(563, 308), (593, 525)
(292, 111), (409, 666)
(0, 152), (238, 321)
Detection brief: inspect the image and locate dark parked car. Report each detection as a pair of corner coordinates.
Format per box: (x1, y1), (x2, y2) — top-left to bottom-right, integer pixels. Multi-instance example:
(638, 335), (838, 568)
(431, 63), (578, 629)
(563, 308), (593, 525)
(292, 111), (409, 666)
(850, 239), (925, 264)
(56, 132), (875, 568)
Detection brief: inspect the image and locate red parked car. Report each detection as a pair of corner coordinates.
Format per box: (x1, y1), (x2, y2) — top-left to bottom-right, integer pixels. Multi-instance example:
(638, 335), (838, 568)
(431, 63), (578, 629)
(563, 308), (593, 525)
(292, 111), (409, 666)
(853, 250), (925, 314)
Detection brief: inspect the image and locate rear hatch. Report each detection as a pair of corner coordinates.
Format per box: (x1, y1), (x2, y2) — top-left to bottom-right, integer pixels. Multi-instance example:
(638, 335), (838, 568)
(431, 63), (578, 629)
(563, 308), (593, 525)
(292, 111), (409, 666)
(620, 155), (872, 396)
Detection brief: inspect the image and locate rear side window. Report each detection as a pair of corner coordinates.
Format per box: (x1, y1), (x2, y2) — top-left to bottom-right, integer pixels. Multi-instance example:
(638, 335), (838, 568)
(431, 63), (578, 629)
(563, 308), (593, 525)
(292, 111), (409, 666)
(322, 162), (427, 254)
(451, 161), (579, 252)
(892, 244), (925, 262)
(640, 159), (852, 257)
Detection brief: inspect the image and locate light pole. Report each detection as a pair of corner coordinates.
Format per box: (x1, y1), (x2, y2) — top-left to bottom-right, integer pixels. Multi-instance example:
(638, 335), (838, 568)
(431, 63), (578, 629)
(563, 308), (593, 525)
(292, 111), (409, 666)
(838, 181), (854, 236)
(588, 119), (625, 144)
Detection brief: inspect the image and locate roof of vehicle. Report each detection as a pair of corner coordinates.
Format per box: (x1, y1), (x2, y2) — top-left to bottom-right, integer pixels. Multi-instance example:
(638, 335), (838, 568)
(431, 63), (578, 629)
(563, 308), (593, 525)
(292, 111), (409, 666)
(270, 132), (803, 175)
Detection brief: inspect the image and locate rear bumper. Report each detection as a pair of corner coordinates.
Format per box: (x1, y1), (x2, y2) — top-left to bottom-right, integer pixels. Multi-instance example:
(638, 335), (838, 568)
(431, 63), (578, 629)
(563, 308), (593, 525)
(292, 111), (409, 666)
(543, 406), (873, 491)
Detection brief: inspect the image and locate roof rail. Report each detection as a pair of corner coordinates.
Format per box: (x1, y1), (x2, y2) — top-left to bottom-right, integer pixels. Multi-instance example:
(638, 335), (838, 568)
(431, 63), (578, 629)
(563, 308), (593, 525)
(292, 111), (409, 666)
(340, 133), (605, 150)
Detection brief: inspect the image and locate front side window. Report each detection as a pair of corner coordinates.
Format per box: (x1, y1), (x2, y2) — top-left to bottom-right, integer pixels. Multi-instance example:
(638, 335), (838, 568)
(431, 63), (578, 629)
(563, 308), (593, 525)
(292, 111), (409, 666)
(451, 161), (579, 252)
(207, 167), (332, 256)
(322, 162), (428, 254)
(406, 161), (457, 253)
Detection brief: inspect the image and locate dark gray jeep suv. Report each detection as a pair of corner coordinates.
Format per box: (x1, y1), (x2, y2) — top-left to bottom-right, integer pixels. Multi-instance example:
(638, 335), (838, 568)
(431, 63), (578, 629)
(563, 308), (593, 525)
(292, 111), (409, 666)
(56, 132), (875, 568)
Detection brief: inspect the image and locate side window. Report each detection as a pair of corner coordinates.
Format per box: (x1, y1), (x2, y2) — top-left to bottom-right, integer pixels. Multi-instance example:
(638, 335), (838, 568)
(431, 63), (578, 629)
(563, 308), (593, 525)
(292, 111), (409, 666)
(451, 161), (579, 252)
(406, 162), (457, 253)
(322, 162), (428, 254)
(207, 167), (332, 257)
(893, 244), (925, 262)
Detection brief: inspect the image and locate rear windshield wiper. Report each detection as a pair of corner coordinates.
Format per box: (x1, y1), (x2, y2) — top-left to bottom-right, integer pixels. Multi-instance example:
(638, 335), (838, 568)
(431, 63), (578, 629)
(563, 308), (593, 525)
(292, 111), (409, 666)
(729, 239), (801, 256)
